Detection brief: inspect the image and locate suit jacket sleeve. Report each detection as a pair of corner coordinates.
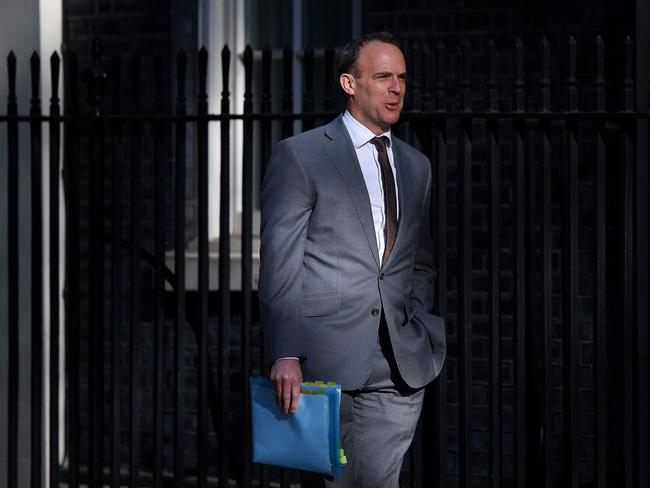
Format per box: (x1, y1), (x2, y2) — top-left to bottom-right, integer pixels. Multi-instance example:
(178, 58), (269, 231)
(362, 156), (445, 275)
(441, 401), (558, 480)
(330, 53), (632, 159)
(258, 140), (313, 362)
(409, 156), (436, 318)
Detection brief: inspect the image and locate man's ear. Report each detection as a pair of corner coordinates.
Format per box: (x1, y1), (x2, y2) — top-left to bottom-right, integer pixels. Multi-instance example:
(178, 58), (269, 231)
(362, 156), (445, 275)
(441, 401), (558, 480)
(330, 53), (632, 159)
(339, 73), (355, 96)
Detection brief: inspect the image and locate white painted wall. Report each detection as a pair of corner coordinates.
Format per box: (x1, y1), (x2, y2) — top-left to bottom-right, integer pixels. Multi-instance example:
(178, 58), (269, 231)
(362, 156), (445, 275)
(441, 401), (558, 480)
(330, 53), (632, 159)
(38, 2), (65, 484)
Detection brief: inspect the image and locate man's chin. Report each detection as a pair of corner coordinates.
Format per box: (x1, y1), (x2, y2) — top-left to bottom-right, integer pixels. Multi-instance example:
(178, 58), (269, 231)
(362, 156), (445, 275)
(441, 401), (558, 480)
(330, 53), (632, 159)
(382, 113), (401, 127)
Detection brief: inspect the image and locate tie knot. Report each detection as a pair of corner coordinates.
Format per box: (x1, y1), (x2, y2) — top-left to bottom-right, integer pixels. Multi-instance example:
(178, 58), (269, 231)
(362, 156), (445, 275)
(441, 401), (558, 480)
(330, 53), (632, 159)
(370, 136), (388, 153)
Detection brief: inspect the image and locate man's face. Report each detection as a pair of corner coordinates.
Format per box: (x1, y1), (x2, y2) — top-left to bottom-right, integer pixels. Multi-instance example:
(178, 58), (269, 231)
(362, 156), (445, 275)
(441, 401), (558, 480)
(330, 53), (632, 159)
(341, 41), (406, 135)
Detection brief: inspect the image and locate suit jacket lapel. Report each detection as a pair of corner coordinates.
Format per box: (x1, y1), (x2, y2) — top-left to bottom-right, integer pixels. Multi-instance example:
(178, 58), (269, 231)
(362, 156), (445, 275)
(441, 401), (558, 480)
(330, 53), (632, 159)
(323, 117), (381, 269)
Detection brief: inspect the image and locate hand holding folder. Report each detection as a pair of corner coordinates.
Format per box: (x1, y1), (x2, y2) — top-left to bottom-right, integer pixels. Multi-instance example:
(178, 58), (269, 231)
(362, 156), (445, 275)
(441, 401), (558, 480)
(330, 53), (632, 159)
(250, 377), (346, 477)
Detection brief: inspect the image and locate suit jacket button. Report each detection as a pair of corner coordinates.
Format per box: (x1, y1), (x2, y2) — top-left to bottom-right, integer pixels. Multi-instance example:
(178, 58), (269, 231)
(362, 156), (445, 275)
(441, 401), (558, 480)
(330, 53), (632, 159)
(371, 308), (380, 316)
(379, 272), (384, 280)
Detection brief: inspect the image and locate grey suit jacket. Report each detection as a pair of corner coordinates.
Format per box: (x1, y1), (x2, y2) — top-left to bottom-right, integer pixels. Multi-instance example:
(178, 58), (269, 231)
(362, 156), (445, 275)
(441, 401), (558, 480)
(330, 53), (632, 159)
(259, 116), (445, 390)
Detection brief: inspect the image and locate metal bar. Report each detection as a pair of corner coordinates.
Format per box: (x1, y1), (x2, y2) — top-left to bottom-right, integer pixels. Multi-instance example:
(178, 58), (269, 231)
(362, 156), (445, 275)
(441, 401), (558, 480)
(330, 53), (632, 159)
(197, 46), (209, 488)
(539, 37), (553, 488)
(30, 51), (44, 488)
(486, 38), (502, 488)
(240, 44), (254, 488)
(49, 51), (62, 488)
(420, 42), (433, 113)
(153, 54), (166, 488)
(6, 50), (19, 488)
(95, 130), (107, 488)
(110, 54), (123, 488)
(512, 38), (527, 488)
(282, 46), (293, 138)
(323, 46), (335, 112)
(431, 47), (448, 483)
(302, 47), (314, 132)
(561, 36), (579, 488)
(174, 49), (187, 488)
(259, 45), (271, 488)
(622, 118), (636, 488)
(260, 46), (271, 180)
(457, 38), (473, 488)
(87, 54), (106, 488)
(636, 20), (650, 488)
(593, 35), (608, 488)
(524, 112), (539, 488)
(408, 40), (422, 112)
(622, 37), (636, 488)
(540, 122), (553, 488)
(6, 110), (650, 124)
(219, 44), (233, 488)
(63, 50), (81, 488)
(128, 54), (142, 488)
(110, 56), (122, 488)
(640, 120), (650, 488)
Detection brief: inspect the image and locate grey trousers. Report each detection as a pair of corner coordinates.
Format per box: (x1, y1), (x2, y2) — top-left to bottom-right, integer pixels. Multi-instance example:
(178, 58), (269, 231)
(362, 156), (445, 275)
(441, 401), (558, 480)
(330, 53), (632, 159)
(323, 321), (425, 488)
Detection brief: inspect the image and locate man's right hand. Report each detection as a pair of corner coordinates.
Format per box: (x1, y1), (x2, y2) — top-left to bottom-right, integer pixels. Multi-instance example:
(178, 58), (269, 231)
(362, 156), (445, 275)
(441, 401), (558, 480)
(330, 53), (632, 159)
(270, 358), (302, 414)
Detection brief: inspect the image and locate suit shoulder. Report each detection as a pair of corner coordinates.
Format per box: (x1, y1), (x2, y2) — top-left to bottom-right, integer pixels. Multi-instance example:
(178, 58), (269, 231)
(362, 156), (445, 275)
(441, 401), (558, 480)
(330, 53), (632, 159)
(276, 124), (328, 153)
(268, 123), (332, 177)
(393, 137), (429, 164)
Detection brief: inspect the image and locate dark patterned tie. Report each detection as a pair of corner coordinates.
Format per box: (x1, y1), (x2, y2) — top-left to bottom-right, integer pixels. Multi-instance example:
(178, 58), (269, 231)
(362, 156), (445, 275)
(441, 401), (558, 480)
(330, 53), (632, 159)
(370, 136), (398, 264)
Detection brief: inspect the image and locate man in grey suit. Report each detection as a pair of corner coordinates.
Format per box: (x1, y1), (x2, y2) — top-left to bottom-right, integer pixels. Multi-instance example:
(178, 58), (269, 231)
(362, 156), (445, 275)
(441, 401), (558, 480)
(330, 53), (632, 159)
(258, 31), (445, 487)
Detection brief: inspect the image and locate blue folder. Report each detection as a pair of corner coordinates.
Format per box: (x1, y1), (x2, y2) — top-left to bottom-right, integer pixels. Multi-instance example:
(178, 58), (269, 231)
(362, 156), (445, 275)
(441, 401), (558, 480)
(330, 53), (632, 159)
(250, 377), (345, 477)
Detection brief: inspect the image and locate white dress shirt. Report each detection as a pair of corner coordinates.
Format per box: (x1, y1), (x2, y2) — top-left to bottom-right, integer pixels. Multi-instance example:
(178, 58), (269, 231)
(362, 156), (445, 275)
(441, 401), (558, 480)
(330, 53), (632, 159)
(341, 110), (399, 267)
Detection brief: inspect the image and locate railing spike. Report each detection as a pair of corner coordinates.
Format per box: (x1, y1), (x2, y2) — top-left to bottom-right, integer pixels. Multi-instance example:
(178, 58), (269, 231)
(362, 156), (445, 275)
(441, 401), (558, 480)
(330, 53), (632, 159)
(244, 45), (253, 96)
(513, 38), (525, 112)
(176, 50), (186, 102)
(623, 36), (634, 111)
(31, 51), (40, 102)
(435, 41), (446, 111)
(421, 41), (433, 109)
(460, 38), (471, 111)
(594, 36), (605, 112)
(487, 39), (497, 112)
(221, 44), (231, 97)
(595, 36), (605, 82)
(7, 49), (17, 99)
(51, 52), (60, 103)
(566, 37), (577, 112)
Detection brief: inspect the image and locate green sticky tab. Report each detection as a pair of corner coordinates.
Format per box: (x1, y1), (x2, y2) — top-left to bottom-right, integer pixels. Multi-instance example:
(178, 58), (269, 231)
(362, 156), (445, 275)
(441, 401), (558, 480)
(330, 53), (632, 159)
(339, 448), (347, 465)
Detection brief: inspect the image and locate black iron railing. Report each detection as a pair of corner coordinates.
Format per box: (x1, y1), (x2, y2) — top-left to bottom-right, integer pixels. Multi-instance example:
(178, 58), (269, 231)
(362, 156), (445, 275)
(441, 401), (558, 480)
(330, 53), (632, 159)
(2, 36), (649, 488)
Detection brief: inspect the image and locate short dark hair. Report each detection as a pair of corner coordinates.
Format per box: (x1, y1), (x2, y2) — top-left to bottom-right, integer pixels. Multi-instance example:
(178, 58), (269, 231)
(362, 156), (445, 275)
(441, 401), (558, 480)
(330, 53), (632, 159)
(335, 31), (401, 80)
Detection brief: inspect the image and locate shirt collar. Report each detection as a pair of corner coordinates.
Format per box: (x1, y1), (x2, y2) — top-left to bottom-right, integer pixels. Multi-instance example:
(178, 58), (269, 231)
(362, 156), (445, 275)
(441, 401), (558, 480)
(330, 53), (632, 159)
(342, 110), (392, 150)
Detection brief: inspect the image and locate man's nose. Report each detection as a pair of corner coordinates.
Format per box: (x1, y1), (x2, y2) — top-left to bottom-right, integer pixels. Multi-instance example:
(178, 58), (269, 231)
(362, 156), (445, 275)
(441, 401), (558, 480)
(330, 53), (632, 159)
(389, 77), (402, 95)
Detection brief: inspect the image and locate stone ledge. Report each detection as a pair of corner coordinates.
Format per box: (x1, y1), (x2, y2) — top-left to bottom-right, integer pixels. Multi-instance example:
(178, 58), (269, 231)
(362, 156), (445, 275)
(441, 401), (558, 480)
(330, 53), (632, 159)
(165, 235), (260, 291)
